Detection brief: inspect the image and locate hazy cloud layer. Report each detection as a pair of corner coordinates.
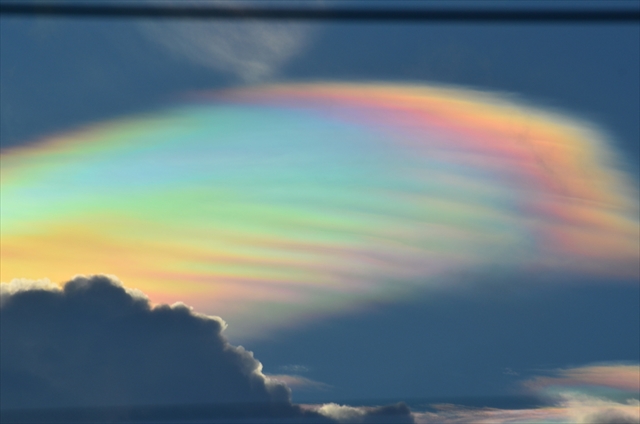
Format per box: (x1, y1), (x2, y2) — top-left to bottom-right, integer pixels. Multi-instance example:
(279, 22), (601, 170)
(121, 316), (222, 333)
(414, 395), (640, 424)
(139, 1), (316, 81)
(413, 363), (640, 424)
(524, 363), (640, 394)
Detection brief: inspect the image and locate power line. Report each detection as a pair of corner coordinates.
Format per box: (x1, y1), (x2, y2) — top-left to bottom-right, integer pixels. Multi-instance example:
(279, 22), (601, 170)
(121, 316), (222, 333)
(0, 3), (638, 22)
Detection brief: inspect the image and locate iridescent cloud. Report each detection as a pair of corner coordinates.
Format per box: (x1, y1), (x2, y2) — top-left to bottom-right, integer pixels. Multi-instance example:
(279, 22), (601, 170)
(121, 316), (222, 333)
(413, 363), (640, 424)
(2, 83), (638, 338)
(525, 364), (640, 396)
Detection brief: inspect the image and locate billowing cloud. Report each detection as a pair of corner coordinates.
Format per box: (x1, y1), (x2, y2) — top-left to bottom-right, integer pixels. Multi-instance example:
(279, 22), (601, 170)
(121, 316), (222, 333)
(0, 275), (414, 423)
(139, 1), (316, 81)
(0, 275), (291, 409)
(413, 364), (640, 424)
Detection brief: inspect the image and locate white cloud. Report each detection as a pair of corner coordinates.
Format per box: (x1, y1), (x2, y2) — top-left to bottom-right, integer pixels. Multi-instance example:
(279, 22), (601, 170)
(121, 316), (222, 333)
(412, 364), (640, 424)
(315, 402), (414, 424)
(413, 395), (639, 424)
(139, 1), (317, 81)
(560, 393), (639, 424)
(318, 403), (367, 423)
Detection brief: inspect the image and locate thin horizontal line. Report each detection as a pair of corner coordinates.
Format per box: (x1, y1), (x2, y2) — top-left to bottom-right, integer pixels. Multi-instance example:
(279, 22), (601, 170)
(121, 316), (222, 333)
(0, 3), (638, 22)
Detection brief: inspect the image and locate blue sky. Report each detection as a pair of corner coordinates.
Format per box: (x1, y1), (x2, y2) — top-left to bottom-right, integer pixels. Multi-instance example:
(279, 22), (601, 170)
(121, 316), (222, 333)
(1, 2), (638, 421)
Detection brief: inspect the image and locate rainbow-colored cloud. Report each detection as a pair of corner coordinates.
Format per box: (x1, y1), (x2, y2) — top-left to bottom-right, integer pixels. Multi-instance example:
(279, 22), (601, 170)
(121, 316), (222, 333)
(525, 364), (640, 397)
(414, 363), (640, 424)
(2, 83), (638, 338)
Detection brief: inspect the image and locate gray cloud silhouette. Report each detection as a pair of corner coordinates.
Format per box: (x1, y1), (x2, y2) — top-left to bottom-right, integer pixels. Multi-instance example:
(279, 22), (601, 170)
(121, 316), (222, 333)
(0, 275), (290, 409)
(0, 275), (415, 423)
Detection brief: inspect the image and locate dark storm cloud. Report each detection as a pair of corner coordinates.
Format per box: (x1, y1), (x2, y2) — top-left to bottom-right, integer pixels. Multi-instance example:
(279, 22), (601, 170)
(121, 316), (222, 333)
(0, 275), (414, 423)
(0, 275), (290, 409)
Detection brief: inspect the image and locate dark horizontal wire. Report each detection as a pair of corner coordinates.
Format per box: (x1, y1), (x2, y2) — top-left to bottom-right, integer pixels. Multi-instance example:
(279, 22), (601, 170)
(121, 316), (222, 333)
(0, 3), (639, 22)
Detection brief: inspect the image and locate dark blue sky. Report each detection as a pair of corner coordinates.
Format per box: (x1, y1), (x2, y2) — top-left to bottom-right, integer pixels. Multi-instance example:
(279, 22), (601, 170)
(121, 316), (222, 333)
(1, 2), (638, 409)
(253, 274), (640, 403)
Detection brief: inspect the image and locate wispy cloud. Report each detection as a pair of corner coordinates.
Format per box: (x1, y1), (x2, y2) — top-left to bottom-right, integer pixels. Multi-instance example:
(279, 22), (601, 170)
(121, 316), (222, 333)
(267, 374), (331, 391)
(413, 363), (640, 424)
(139, 1), (317, 81)
(414, 395), (639, 424)
(524, 363), (640, 394)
